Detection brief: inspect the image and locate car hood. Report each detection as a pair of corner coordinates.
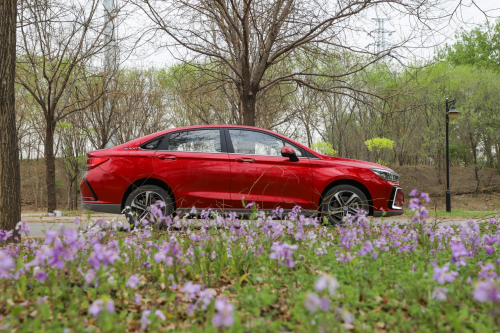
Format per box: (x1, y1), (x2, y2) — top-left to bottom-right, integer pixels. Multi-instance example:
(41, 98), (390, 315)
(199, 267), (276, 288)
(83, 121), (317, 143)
(319, 155), (394, 172)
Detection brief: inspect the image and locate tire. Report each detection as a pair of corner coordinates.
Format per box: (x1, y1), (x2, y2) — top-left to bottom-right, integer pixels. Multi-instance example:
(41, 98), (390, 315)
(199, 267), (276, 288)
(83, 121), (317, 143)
(321, 185), (369, 225)
(124, 185), (174, 227)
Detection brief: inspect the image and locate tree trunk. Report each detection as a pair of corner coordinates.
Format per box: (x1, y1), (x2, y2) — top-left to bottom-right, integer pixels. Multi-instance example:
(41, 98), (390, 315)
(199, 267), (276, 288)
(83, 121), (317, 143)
(67, 181), (73, 210)
(0, 0), (21, 239)
(241, 91), (256, 126)
(45, 122), (57, 212)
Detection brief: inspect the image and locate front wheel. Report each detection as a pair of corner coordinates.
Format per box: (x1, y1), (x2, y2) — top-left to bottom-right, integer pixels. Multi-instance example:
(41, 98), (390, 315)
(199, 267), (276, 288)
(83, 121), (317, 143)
(321, 185), (369, 225)
(124, 185), (173, 227)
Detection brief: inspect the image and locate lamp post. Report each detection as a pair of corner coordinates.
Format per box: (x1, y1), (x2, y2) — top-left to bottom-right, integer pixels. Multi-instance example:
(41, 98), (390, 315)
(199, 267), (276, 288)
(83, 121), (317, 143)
(445, 98), (460, 212)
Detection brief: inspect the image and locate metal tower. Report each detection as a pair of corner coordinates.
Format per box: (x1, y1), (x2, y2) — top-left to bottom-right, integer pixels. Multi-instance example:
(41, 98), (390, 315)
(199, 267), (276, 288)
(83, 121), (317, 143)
(367, 18), (394, 55)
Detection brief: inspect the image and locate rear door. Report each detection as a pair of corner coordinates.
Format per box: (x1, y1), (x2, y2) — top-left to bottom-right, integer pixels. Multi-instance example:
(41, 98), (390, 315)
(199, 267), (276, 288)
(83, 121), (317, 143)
(226, 128), (313, 210)
(153, 128), (231, 209)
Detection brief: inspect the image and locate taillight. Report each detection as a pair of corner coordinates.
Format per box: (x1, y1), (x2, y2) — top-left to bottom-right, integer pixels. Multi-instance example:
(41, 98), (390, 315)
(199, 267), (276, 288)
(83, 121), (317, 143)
(87, 157), (109, 170)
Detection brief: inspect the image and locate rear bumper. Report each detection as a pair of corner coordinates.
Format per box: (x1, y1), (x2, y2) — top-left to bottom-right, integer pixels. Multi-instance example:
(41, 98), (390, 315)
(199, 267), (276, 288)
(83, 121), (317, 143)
(81, 202), (122, 214)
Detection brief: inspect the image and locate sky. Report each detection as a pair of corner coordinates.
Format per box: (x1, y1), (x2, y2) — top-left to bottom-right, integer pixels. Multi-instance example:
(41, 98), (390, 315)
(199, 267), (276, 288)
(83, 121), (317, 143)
(117, 0), (500, 69)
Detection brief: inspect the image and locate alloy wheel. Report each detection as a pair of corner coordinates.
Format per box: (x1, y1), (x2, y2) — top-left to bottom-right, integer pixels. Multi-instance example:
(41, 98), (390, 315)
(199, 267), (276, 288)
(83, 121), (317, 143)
(130, 191), (165, 222)
(327, 190), (362, 223)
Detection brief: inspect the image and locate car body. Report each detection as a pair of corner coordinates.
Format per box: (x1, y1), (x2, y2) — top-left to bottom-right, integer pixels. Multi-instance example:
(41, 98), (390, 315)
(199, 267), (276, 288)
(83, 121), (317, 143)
(81, 125), (404, 222)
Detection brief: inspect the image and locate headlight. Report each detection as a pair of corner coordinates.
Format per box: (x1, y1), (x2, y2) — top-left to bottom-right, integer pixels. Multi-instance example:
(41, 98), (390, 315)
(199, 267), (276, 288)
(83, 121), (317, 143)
(371, 168), (399, 182)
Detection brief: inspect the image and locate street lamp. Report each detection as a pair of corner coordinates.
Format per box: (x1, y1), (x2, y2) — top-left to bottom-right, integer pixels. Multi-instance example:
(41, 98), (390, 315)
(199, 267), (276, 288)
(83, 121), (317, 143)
(445, 98), (460, 212)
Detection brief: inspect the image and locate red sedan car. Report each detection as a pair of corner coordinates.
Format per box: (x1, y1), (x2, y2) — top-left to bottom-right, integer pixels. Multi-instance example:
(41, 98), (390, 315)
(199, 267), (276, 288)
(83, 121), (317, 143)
(81, 125), (404, 224)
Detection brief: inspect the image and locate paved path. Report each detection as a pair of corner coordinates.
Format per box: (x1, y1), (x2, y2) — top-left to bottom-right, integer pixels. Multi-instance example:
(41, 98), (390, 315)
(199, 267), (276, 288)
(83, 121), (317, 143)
(21, 213), (470, 237)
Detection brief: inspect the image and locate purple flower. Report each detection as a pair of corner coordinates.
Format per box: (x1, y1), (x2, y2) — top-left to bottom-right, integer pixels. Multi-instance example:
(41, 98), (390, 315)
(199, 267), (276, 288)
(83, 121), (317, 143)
(155, 309), (166, 320)
(33, 267), (48, 283)
(154, 251), (166, 263)
(212, 298), (234, 328)
(420, 192), (430, 203)
(15, 221), (31, 235)
(431, 287), (447, 301)
(0, 250), (15, 276)
(304, 292), (330, 313)
(88, 244), (120, 269)
(126, 275), (140, 288)
(105, 300), (115, 313)
(433, 265), (458, 284)
(37, 296), (48, 305)
(358, 240), (373, 256)
(181, 281), (202, 300)
(197, 289), (214, 310)
(0, 230), (13, 242)
(473, 280), (500, 302)
(44, 230), (58, 245)
(409, 189), (418, 197)
(141, 310), (151, 330)
(134, 294), (142, 305)
(315, 274), (339, 296)
(89, 300), (104, 317)
(269, 242), (299, 268)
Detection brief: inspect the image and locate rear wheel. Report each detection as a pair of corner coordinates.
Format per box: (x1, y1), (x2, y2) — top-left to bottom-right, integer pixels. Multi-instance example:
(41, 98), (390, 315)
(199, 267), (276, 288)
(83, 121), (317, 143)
(321, 185), (369, 225)
(124, 185), (174, 227)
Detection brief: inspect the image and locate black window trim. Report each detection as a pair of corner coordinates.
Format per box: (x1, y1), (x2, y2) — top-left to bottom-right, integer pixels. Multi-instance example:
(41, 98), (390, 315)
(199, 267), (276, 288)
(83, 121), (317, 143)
(139, 135), (166, 151)
(158, 128), (227, 154)
(223, 128), (309, 159)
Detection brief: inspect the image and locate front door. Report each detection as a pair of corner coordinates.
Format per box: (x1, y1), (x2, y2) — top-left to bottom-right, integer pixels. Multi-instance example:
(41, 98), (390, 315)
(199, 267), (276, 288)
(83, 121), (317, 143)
(226, 129), (313, 211)
(153, 128), (231, 209)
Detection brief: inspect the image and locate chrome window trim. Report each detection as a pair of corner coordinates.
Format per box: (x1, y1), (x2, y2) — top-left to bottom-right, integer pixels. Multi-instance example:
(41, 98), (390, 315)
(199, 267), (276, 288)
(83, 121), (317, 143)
(391, 187), (404, 210)
(227, 152), (309, 159)
(154, 150), (227, 155)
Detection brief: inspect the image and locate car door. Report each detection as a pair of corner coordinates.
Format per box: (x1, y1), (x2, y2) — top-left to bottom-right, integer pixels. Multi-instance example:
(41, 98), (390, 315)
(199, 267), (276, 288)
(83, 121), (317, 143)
(226, 128), (313, 210)
(153, 128), (231, 209)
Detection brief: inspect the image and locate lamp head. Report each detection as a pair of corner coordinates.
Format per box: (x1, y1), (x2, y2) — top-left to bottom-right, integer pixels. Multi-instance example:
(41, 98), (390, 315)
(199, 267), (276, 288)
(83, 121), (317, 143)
(447, 105), (460, 120)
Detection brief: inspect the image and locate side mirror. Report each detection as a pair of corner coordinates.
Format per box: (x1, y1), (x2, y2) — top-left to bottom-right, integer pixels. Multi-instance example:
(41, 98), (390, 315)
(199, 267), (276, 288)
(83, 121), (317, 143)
(281, 146), (299, 162)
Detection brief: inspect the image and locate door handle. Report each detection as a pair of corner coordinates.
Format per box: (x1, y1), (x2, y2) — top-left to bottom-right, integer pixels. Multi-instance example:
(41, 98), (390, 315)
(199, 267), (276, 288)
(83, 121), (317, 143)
(157, 154), (176, 160)
(236, 158), (254, 163)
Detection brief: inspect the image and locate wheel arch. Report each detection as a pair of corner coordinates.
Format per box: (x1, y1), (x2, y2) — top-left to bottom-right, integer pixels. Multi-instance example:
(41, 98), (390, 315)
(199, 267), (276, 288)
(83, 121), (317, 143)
(319, 179), (373, 216)
(121, 178), (175, 211)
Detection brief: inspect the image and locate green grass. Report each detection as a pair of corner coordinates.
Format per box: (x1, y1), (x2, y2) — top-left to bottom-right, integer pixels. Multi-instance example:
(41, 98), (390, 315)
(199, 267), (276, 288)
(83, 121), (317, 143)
(1, 206), (499, 332)
(404, 208), (499, 219)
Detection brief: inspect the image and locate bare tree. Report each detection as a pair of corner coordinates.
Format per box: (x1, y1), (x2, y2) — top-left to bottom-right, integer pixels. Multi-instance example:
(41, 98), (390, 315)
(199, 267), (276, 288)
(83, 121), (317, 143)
(0, 0), (21, 236)
(16, 0), (117, 212)
(134, 0), (448, 127)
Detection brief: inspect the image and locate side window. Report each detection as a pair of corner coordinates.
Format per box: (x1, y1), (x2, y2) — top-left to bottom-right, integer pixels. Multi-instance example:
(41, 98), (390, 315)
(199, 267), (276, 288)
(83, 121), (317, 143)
(229, 130), (287, 156)
(141, 136), (164, 150)
(168, 129), (221, 153)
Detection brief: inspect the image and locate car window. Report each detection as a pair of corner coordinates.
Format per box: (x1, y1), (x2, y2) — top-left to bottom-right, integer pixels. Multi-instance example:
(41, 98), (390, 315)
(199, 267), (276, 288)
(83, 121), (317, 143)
(229, 129), (302, 157)
(168, 129), (222, 153)
(141, 136), (164, 150)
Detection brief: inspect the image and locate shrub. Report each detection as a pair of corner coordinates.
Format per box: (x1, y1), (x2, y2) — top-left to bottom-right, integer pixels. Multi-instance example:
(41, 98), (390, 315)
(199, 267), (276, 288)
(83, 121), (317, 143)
(311, 142), (337, 156)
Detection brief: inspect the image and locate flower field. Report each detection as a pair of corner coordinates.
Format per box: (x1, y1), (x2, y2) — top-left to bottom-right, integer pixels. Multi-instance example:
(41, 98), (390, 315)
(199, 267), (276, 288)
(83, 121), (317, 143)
(1, 190), (499, 332)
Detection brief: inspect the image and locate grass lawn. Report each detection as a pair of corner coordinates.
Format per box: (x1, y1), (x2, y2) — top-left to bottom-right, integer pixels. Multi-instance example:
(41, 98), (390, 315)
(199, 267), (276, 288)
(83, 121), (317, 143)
(404, 208), (499, 219)
(2, 191), (499, 332)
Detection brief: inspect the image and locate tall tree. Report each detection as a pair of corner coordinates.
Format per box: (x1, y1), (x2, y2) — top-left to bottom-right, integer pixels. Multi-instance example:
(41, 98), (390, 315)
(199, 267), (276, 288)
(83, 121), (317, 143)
(0, 0), (21, 237)
(442, 20), (500, 71)
(135, 0), (465, 127)
(16, 0), (116, 212)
